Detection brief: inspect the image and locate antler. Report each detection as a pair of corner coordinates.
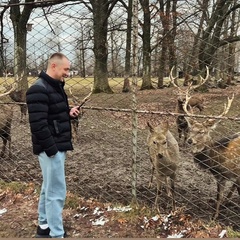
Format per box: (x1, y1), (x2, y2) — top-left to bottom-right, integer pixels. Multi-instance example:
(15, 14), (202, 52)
(69, 86), (93, 110)
(170, 66), (209, 98)
(0, 82), (16, 98)
(183, 91), (194, 116)
(183, 92), (234, 119)
(190, 66), (209, 90)
(218, 94), (234, 118)
(169, 66), (187, 100)
(69, 87), (79, 105)
(77, 86), (93, 110)
(169, 66), (180, 88)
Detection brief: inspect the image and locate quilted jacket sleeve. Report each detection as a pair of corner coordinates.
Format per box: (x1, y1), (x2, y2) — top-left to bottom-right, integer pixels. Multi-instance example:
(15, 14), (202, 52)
(26, 84), (58, 157)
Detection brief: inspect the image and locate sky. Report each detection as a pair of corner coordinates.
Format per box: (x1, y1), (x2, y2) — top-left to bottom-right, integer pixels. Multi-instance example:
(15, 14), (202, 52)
(1, 1), (240, 72)
(2, 2), (93, 64)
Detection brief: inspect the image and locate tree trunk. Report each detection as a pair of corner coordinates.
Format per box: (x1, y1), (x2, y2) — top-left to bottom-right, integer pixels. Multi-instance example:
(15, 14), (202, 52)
(91, 0), (113, 93)
(0, 6), (9, 77)
(157, 0), (171, 88)
(158, 37), (167, 88)
(13, 26), (28, 94)
(140, 0), (154, 90)
(226, 0), (238, 85)
(196, 0), (234, 92)
(122, 0), (132, 93)
(168, 0), (177, 72)
(10, 0), (33, 98)
(186, 0), (209, 73)
(198, 0), (231, 69)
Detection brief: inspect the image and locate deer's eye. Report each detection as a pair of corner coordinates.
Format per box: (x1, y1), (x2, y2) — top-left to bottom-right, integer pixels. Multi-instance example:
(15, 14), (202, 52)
(153, 140), (157, 144)
(162, 141), (167, 145)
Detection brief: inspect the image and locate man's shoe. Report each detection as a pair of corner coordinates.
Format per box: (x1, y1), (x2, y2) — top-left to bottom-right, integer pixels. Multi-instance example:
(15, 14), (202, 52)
(36, 226), (67, 238)
(35, 226), (51, 238)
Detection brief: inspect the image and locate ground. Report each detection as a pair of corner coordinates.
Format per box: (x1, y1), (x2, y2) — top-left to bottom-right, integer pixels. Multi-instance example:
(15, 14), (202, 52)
(0, 84), (240, 238)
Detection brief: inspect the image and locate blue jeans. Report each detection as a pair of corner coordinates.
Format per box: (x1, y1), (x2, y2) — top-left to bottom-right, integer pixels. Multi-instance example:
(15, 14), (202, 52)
(38, 151), (66, 238)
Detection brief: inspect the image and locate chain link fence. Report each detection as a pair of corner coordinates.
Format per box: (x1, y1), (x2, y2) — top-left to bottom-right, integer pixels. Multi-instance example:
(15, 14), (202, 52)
(0, 0), (240, 232)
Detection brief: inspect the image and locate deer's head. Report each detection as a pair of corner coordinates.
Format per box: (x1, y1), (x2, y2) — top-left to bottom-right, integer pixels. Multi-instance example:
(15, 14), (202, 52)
(183, 93), (234, 153)
(147, 121), (172, 159)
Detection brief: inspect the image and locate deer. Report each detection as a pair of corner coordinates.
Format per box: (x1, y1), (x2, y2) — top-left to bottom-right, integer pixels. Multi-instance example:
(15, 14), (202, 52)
(4, 83), (27, 123)
(68, 86), (92, 141)
(147, 121), (180, 211)
(169, 66), (209, 146)
(183, 92), (239, 219)
(0, 83), (16, 158)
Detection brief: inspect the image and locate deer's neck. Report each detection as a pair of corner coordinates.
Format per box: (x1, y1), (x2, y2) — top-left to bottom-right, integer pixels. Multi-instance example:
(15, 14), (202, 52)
(193, 143), (214, 170)
(10, 90), (24, 102)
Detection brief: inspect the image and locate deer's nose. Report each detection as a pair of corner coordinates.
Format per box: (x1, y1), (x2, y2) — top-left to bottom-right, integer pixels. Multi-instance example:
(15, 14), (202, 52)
(158, 153), (163, 159)
(187, 138), (193, 144)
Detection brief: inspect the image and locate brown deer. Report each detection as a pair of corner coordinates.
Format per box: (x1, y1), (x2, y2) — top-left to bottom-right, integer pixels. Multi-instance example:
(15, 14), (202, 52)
(69, 87), (92, 141)
(170, 66), (209, 146)
(147, 121), (180, 210)
(0, 83), (16, 158)
(4, 83), (27, 123)
(183, 93), (239, 219)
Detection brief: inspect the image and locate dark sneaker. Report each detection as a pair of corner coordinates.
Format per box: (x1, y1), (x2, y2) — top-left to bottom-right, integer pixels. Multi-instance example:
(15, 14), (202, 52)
(36, 226), (67, 238)
(63, 231), (68, 238)
(35, 226), (51, 238)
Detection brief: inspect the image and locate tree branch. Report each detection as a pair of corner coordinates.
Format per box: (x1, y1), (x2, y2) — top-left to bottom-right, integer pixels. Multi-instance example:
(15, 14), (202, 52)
(219, 35), (240, 47)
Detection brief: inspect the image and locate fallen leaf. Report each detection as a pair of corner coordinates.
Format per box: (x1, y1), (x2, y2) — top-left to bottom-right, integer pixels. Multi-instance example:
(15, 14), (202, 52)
(117, 218), (127, 224)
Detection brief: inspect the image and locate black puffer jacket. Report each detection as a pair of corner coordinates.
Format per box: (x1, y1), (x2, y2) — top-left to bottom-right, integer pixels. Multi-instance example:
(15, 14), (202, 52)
(26, 71), (73, 156)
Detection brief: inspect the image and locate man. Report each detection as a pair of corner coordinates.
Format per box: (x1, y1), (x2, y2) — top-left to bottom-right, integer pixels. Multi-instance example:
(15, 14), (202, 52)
(26, 53), (79, 238)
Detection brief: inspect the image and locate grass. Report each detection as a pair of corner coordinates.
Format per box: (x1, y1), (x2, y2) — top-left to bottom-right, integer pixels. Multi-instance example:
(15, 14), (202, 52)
(1, 179), (240, 238)
(106, 201), (155, 222)
(65, 192), (81, 209)
(0, 180), (30, 194)
(227, 227), (240, 238)
(0, 76), (172, 89)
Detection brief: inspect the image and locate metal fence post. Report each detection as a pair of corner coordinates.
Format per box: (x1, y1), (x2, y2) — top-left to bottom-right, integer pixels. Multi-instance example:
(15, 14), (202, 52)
(131, 0), (138, 203)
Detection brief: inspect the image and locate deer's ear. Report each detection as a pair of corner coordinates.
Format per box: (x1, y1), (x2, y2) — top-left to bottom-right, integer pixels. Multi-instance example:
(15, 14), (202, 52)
(203, 119), (217, 129)
(161, 121), (169, 135)
(147, 121), (154, 133)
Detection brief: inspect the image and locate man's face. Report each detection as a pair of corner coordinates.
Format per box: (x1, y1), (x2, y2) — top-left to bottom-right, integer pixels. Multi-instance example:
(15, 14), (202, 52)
(52, 57), (70, 81)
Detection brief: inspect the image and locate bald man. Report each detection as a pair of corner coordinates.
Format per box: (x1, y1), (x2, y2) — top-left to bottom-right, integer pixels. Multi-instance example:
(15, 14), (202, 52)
(26, 53), (79, 238)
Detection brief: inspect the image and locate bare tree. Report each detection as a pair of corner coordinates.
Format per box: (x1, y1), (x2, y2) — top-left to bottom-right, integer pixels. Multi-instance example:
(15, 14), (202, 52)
(0, 5), (9, 77)
(9, 0), (34, 95)
(108, 16), (125, 78)
(8, 0), (77, 100)
(198, 0), (240, 70)
(186, 0), (240, 91)
(46, 20), (63, 53)
(156, 0), (178, 88)
(122, 0), (132, 93)
(76, 24), (88, 78)
(139, 0), (154, 90)
(168, 0), (177, 72)
(84, 0), (120, 93)
(225, 0), (239, 85)
(185, 0), (210, 74)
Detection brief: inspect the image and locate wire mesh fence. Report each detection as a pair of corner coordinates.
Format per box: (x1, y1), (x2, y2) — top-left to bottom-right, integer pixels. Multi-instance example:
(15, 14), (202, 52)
(0, 0), (240, 233)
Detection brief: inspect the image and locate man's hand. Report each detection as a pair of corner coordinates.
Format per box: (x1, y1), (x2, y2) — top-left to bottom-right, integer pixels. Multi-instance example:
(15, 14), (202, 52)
(70, 106), (80, 118)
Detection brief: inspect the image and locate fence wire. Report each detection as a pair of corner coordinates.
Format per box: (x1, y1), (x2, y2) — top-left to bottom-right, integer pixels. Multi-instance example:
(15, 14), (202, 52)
(0, 0), (240, 233)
